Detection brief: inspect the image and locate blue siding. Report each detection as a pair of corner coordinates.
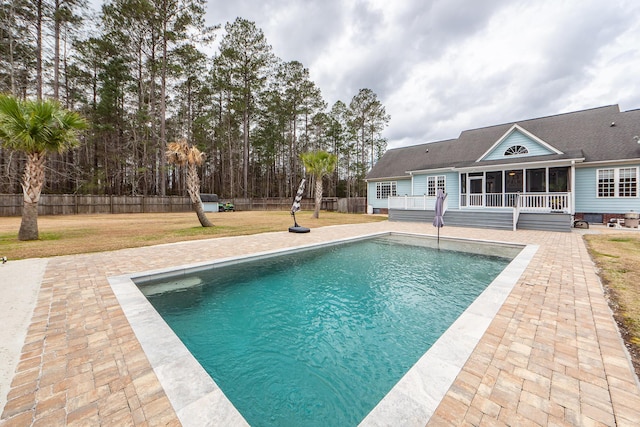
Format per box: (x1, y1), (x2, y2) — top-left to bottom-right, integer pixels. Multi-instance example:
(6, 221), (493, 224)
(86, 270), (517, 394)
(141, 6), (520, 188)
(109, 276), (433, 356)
(397, 180), (412, 196)
(413, 175), (427, 195)
(575, 166), (640, 213)
(446, 172), (460, 209)
(366, 179), (411, 209)
(483, 130), (556, 161)
(411, 172), (460, 209)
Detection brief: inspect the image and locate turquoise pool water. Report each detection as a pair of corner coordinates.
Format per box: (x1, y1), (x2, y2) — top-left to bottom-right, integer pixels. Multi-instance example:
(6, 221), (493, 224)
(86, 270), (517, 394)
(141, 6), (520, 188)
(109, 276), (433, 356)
(141, 236), (512, 426)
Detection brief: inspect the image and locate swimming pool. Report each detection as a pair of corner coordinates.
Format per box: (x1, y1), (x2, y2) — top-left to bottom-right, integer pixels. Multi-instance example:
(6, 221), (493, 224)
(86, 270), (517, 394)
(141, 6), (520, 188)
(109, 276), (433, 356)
(108, 232), (537, 426)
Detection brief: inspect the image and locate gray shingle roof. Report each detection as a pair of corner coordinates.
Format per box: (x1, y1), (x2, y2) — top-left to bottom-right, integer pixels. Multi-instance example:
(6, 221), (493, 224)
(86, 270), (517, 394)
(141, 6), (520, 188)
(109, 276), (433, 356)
(366, 105), (640, 180)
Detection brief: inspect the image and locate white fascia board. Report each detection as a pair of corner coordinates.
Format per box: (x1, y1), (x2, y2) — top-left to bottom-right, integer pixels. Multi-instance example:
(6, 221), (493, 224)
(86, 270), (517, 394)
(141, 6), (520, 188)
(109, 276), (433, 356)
(476, 124), (563, 162)
(456, 157), (585, 173)
(365, 175), (411, 182)
(575, 157), (640, 168)
(407, 167), (456, 175)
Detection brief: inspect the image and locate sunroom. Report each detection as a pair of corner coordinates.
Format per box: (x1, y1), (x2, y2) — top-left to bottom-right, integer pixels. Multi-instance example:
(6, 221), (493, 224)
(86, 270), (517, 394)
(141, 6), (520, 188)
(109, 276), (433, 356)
(458, 165), (572, 213)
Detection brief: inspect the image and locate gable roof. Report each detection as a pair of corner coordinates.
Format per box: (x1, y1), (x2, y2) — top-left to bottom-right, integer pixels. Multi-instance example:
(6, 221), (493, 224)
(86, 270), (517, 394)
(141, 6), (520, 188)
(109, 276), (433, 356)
(366, 105), (640, 180)
(476, 124), (563, 161)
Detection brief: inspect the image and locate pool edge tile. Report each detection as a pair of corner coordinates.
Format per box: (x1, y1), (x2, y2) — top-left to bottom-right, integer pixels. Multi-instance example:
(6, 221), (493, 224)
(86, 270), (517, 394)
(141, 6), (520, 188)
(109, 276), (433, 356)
(108, 275), (249, 426)
(359, 243), (538, 426)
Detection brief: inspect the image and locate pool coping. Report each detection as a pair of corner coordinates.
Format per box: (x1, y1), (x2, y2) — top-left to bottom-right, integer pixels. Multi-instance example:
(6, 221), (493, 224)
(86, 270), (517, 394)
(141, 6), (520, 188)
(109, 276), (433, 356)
(108, 232), (538, 426)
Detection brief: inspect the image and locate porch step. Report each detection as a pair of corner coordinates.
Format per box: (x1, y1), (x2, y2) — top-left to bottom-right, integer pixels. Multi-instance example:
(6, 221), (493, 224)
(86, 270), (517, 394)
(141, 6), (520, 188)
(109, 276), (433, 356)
(445, 210), (514, 230)
(389, 209), (514, 230)
(516, 212), (572, 232)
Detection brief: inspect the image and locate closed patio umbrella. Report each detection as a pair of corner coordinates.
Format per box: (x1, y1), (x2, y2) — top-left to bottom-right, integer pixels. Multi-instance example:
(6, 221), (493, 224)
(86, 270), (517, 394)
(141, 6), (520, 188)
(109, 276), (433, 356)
(433, 189), (447, 247)
(290, 179), (310, 233)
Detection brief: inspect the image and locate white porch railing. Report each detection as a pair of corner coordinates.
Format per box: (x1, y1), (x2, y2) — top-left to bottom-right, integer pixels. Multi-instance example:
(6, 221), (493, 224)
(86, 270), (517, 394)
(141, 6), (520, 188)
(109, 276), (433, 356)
(391, 192), (571, 213)
(517, 192), (571, 213)
(461, 192), (522, 208)
(388, 195), (436, 210)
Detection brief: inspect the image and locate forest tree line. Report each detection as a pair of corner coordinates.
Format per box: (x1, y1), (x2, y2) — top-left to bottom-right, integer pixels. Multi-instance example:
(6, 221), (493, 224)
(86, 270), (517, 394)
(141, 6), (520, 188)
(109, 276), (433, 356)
(0, 0), (390, 199)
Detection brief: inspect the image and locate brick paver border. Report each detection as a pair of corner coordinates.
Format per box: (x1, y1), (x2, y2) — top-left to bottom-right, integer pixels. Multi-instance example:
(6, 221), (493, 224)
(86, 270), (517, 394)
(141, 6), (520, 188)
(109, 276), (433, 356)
(1, 222), (639, 426)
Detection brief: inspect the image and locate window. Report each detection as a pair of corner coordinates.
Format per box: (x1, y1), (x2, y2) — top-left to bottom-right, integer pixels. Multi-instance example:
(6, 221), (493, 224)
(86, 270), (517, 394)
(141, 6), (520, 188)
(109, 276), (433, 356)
(598, 168), (637, 198)
(619, 168), (637, 197)
(427, 175), (446, 196)
(376, 181), (397, 199)
(504, 145), (529, 156)
(598, 169), (615, 197)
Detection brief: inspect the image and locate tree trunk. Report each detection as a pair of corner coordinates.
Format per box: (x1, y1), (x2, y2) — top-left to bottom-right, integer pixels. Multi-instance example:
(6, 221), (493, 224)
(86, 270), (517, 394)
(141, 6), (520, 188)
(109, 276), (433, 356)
(36, 0), (43, 100)
(19, 202), (39, 241)
(159, 14), (168, 196)
(187, 164), (213, 227)
(8, 0), (16, 94)
(53, 0), (61, 100)
(192, 200), (213, 227)
(313, 176), (322, 219)
(243, 107), (249, 198)
(19, 152), (46, 240)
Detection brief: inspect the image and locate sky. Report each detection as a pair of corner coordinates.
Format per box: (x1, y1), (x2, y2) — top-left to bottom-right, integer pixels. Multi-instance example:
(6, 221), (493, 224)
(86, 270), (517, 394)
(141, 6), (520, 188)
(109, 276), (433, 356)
(91, 0), (640, 149)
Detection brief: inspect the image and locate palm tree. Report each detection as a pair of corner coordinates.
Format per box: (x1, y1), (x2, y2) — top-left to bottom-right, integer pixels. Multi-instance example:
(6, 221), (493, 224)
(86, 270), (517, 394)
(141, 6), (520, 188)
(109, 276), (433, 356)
(0, 95), (87, 240)
(300, 150), (338, 219)
(166, 139), (213, 227)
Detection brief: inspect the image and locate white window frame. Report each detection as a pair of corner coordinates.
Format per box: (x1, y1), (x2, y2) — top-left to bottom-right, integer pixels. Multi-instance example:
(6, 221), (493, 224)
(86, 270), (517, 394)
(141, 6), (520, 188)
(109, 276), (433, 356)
(597, 167), (638, 198)
(376, 181), (397, 199)
(427, 175), (446, 197)
(504, 145), (529, 156)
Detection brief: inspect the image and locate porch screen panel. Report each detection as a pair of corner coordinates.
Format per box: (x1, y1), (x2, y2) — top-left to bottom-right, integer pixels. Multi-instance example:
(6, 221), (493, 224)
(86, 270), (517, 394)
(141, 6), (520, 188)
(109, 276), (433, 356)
(485, 171), (503, 206)
(549, 167), (569, 192)
(526, 168), (546, 192)
(505, 170), (523, 192)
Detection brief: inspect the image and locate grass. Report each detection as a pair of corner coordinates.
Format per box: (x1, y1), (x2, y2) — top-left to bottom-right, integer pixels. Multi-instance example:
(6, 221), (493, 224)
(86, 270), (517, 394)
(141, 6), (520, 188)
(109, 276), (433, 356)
(2, 211), (638, 379)
(585, 232), (640, 378)
(0, 210), (386, 259)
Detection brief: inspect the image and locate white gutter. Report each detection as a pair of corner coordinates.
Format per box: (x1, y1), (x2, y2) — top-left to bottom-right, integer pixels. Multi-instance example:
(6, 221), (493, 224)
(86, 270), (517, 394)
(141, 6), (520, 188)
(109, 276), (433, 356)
(365, 175), (411, 182)
(575, 157), (640, 168)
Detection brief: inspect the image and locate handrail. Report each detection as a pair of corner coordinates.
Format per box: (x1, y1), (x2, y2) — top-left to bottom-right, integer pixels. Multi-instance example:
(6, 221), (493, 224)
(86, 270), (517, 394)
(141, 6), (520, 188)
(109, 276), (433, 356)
(391, 192), (571, 213)
(513, 194), (521, 231)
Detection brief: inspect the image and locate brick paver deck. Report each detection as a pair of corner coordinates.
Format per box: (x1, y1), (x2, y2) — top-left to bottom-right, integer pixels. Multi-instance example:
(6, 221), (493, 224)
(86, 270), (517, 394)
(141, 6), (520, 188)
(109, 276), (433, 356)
(2, 222), (639, 426)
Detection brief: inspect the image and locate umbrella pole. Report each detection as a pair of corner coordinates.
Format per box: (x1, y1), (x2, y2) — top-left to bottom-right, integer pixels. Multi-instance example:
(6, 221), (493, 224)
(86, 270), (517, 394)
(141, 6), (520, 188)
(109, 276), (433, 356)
(437, 226), (440, 249)
(292, 212), (300, 227)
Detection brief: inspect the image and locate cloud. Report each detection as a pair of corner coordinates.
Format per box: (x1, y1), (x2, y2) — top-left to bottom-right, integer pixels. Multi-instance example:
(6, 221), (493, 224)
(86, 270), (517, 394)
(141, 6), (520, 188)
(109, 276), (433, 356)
(203, 0), (640, 148)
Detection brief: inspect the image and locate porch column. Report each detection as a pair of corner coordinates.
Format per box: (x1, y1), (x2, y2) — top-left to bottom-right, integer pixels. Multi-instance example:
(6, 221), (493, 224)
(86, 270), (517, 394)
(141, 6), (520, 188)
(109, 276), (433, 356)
(570, 162), (576, 214)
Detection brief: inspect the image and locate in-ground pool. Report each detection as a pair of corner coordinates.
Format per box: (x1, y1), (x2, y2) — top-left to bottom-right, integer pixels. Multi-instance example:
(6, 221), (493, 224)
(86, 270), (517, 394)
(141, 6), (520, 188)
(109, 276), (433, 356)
(133, 234), (522, 427)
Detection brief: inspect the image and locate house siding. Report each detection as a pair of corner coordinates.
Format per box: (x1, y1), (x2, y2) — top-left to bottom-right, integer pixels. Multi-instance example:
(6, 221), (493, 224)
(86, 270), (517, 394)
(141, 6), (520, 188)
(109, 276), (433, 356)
(397, 180), (412, 197)
(411, 172), (460, 209)
(574, 166), (640, 214)
(484, 130), (555, 161)
(367, 179), (412, 209)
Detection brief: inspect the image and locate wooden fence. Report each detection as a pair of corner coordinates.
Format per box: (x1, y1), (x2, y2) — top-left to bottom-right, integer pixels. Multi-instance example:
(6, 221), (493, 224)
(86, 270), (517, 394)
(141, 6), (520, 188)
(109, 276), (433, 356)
(0, 194), (193, 216)
(0, 194), (368, 216)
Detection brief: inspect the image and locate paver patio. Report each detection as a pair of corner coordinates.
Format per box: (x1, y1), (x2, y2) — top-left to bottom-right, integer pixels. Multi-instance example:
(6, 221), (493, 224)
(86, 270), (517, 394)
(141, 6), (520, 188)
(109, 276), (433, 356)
(1, 221), (639, 426)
